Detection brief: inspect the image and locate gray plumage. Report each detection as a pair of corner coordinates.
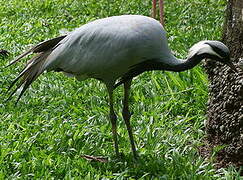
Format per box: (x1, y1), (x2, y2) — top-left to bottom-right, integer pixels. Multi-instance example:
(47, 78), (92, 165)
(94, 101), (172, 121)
(6, 15), (237, 158)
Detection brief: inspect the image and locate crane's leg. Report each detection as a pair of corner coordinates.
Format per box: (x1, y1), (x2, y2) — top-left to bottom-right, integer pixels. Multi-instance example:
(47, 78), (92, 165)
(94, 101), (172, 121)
(107, 87), (120, 157)
(122, 79), (138, 159)
(159, 0), (164, 25)
(152, 0), (157, 19)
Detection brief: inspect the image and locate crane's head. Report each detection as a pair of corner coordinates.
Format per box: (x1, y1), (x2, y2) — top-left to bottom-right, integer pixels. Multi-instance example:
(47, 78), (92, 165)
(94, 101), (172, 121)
(188, 40), (237, 72)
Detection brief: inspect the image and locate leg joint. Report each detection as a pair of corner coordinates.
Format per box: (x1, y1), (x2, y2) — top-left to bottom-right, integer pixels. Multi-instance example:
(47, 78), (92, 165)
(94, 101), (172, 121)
(122, 108), (131, 123)
(110, 112), (117, 124)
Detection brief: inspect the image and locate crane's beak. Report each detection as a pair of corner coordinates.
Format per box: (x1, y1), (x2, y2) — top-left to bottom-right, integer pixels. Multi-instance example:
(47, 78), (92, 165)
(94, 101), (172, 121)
(226, 61), (238, 72)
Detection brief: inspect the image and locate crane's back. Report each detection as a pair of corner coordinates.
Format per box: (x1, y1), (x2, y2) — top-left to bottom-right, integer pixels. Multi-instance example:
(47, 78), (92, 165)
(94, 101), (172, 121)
(44, 15), (172, 82)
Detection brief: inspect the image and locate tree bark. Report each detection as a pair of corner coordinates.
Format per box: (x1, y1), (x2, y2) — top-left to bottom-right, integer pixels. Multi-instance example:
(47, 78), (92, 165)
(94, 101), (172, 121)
(205, 0), (243, 168)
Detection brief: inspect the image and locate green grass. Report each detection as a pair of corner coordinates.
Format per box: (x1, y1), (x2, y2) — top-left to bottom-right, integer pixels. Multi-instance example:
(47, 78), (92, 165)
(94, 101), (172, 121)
(0, 0), (241, 179)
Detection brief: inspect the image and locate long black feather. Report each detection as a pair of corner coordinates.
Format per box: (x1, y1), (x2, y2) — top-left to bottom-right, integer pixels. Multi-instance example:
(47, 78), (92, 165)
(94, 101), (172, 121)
(5, 35), (66, 103)
(5, 35), (66, 68)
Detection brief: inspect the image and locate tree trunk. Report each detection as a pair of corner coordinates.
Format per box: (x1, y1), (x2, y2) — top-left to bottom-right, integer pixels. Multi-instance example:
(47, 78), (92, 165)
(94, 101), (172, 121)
(205, 0), (243, 168)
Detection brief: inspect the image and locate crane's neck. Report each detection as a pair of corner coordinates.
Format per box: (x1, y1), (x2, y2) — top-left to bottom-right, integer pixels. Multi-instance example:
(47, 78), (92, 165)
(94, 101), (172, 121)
(113, 53), (207, 88)
(160, 54), (205, 72)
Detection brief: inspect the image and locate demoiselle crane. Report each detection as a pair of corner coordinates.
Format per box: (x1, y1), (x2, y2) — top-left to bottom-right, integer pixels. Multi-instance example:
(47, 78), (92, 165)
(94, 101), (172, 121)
(6, 15), (237, 158)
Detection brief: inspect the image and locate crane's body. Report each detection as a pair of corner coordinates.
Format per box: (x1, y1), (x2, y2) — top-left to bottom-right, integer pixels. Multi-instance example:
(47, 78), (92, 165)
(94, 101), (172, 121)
(44, 15), (173, 85)
(6, 15), (237, 159)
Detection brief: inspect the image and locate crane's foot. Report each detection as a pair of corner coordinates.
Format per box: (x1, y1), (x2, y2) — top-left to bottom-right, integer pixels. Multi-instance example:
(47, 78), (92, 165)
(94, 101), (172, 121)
(112, 151), (125, 160)
(133, 151), (139, 160)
